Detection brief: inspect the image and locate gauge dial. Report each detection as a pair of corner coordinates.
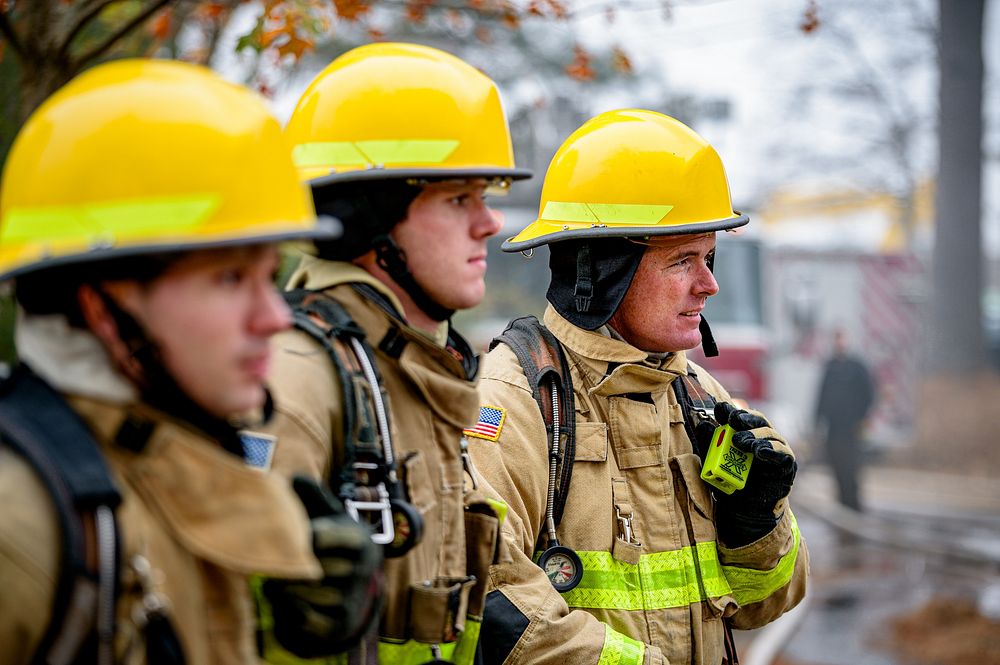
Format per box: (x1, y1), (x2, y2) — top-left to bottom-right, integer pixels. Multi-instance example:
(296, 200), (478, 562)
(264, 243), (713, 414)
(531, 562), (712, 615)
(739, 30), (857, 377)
(538, 545), (583, 592)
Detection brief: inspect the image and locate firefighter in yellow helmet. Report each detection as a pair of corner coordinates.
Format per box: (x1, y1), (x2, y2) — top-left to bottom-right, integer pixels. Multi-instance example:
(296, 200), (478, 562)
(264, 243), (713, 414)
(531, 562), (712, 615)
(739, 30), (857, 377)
(0, 59), (384, 665)
(260, 42), (529, 663)
(466, 110), (809, 665)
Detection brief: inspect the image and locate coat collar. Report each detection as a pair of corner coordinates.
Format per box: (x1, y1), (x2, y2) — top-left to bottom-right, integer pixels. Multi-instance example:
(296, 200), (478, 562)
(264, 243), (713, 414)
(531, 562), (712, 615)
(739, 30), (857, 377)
(287, 254), (450, 346)
(15, 310), (138, 404)
(68, 396), (322, 580)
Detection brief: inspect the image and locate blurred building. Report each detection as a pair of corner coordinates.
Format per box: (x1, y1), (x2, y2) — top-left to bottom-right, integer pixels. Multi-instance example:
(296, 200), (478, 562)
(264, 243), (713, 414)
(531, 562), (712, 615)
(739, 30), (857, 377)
(721, 183), (935, 456)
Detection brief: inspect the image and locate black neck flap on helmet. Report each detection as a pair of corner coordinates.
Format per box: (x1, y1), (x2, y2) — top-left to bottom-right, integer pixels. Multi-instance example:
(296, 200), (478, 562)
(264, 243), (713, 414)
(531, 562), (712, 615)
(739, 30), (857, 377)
(546, 238), (645, 331)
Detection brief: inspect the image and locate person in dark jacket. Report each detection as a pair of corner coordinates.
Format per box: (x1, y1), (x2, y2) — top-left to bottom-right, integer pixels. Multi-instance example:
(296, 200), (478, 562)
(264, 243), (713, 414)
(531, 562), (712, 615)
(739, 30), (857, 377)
(814, 328), (877, 511)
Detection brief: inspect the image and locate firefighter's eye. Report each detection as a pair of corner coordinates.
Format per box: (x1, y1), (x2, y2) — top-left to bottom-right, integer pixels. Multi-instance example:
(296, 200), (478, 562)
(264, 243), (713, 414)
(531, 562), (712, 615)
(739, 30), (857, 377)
(216, 268), (245, 286)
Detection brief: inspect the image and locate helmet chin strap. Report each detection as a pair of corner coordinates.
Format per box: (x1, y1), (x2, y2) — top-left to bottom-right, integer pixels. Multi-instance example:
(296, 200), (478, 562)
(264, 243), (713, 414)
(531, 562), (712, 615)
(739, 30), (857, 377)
(700, 247), (719, 357)
(373, 235), (454, 323)
(96, 288), (247, 457)
(699, 316), (719, 358)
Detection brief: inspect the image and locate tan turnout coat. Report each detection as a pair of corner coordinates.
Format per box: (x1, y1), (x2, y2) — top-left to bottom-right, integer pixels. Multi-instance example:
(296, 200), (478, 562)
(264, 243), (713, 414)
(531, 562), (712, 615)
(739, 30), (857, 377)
(467, 306), (809, 665)
(265, 257), (501, 663)
(0, 387), (320, 665)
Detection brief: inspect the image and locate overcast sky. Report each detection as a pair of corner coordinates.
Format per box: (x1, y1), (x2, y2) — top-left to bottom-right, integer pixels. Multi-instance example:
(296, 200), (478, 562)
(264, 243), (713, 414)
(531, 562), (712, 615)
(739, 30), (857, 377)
(219, 0), (999, 255)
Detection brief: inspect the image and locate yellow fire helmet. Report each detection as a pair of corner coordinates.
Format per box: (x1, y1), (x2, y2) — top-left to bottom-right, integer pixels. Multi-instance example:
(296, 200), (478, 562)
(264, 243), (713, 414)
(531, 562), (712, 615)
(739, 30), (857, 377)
(0, 59), (339, 282)
(285, 42), (531, 187)
(503, 109), (748, 252)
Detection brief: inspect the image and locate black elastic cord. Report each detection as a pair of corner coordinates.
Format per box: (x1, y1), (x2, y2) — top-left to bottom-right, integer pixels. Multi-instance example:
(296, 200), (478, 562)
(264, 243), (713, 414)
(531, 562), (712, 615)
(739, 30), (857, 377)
(373, 236), (454, 323)
(96, 288), (246, 458)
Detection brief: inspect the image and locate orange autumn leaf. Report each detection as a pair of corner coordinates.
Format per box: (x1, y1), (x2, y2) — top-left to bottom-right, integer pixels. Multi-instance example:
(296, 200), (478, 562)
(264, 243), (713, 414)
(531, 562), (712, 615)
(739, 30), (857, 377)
(260, 27), (285, 47)
(800, 0), (820, 33)
(149, 10), (172, 40)
(334, 0), (370, 21)
(611, 45), (632, 74)
(546, 0), (568, 19)
(278, 33), (313, 59)
(197, 2), (227, 19)
(405, 0), (432, 23)
(445, 8), (464, 29)
(565, 45), (595, 81)
(475, 25), (493, 43)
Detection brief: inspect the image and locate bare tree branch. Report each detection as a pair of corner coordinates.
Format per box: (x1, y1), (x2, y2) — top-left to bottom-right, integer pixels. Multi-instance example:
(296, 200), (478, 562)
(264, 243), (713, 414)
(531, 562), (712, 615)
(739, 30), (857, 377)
(0, 7), (25, 58)
(71, 0), (175, 74)
(204, 0), (243, 64)
(59, 0), (125, 62)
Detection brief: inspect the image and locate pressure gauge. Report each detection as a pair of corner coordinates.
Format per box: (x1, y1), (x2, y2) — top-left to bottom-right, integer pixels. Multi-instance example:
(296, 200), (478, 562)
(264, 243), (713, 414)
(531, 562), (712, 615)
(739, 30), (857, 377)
(537, 545), (583, 593)
(384, 499), (424, 559)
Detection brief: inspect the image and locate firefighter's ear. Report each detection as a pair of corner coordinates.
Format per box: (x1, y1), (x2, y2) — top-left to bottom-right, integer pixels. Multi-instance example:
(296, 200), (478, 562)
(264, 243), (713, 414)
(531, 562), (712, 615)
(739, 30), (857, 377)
(77, 283), (144, 383)
(78, 284), (118, 346)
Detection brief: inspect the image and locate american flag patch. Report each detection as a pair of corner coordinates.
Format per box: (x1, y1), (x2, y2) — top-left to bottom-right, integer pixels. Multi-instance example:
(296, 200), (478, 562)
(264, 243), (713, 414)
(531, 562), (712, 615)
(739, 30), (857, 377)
(463, 405), (507, 442)
(239, 431), (276, 471)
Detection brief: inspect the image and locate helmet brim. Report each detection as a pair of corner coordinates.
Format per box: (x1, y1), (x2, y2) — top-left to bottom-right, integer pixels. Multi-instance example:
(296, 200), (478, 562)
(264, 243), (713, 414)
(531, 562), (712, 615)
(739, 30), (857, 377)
(307, 166), (533, 188)
(501, 213), (749, 252)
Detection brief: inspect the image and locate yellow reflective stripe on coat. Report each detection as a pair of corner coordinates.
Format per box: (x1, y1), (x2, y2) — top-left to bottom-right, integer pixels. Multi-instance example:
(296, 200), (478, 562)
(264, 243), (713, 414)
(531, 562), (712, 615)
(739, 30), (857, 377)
(378, 617), (480, 665)
(485, 497), (509, 526)
(256, 572), (480, 665)
(597, 623), (645, 665)
(722, 511), (802, 606)
(560, 545), (731, 611)
(541, 201), (673, 225)
(560, 517), (800, 612)
(2, 195), (221, 243)
(292, 140), (460, 168)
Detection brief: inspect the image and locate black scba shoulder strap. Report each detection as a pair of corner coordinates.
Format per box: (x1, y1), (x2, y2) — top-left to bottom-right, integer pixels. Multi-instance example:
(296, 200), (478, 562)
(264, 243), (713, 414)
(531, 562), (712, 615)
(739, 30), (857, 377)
(490, 316), (576, 528)
(670, 365), (719, 442)
(284, 288), (422, 557)
(0, 365), (120, 665)
(284, 288), (368, 460)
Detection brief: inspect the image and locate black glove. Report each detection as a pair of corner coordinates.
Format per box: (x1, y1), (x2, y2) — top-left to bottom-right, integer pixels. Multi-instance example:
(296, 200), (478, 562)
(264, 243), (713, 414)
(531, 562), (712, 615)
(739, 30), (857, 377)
(695, 402), (797, 548)
(262, 476), (384, 657)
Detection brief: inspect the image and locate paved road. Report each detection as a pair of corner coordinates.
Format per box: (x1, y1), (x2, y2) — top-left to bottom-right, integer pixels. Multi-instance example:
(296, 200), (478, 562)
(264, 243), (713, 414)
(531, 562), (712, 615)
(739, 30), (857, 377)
(738, 462), (1000, 665)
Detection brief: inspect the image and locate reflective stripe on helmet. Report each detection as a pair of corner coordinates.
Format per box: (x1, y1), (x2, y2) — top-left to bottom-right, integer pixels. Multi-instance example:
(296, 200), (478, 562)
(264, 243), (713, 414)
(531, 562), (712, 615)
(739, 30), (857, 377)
(541, 201), (673, 225)
(292, 139), (462, 170)
(2, 195), (220, 243)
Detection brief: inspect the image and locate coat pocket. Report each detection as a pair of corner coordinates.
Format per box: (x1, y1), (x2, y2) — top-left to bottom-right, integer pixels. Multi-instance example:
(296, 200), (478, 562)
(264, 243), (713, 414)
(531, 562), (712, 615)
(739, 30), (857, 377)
(671, 452), (716, 525)
(608, 397), (662, 469)
(400, 450), (438, 515)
